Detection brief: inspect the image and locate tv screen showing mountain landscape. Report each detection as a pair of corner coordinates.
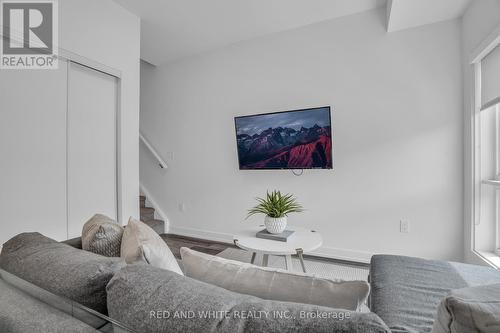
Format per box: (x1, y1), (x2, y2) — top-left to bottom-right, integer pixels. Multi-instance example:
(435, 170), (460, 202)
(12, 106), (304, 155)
(235, 107), (332, 169)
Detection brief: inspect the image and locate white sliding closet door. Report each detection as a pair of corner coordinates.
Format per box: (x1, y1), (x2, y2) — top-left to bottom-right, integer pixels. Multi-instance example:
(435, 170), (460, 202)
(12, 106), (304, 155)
(67, 62), (118, 238)
(0, 59), (68, 244)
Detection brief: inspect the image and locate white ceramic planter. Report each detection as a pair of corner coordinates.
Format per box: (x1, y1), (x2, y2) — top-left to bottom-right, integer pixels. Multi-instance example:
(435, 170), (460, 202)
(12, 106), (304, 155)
(264, 216), (287, 234)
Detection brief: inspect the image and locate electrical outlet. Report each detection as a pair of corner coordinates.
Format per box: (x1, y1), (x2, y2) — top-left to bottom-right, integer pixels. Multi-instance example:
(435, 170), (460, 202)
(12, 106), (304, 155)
(178, 203), (186, 212)
(400, 219), (410, 233)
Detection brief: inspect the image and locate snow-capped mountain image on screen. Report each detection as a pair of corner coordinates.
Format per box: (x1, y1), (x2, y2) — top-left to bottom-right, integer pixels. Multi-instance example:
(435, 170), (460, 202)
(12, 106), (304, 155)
(234, 106), (333, 170)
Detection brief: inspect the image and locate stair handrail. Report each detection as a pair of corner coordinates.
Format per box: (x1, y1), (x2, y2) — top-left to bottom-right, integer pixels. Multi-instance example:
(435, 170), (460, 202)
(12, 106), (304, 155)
(139, 132), (168, 169)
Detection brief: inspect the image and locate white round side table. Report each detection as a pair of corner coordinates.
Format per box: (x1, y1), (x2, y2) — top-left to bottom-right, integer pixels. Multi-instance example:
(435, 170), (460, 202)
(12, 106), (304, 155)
(233, 225), (322, 273)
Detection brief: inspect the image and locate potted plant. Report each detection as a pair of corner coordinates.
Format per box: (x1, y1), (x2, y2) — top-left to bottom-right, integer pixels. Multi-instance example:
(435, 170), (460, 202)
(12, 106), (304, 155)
(246, 190), (304, 234)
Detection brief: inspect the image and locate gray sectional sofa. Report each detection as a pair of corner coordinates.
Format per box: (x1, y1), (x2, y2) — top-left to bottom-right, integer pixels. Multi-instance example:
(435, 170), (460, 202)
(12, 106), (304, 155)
(369, 255), (500, 333)
(1, 232), (500, 333)
(0, 233), (390, 333)
(0, 275), (98, 333)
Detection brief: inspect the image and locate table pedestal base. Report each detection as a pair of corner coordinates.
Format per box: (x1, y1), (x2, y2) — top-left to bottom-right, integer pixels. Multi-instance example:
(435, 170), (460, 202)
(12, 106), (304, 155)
(249, 250), (306, 273)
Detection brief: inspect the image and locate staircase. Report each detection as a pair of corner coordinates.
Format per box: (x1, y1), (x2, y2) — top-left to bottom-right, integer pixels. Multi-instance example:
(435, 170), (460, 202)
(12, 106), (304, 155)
(140, 195), (165, 234)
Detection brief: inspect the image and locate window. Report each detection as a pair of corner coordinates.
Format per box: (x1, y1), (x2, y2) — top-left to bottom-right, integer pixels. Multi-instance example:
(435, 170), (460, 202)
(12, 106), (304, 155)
(472, 36), (500, 264)
(478, 103), (500, 255)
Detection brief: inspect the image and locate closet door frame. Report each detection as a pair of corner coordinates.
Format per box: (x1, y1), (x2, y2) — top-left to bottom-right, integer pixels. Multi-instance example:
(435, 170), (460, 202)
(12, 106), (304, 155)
(59, 49), (122, 237)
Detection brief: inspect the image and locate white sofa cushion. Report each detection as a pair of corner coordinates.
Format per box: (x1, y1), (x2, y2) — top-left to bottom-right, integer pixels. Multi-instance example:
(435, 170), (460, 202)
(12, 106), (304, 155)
(121, 217), (183, 275)
(180, 247), (369, 311)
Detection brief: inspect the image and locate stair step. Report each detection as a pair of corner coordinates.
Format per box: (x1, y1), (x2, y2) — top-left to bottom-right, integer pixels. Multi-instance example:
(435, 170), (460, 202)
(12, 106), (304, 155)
(138, 196), (163, 233)
(142, 219), (165, 235)
(140, 207), (154, 214)
(140, 207), (155, 221)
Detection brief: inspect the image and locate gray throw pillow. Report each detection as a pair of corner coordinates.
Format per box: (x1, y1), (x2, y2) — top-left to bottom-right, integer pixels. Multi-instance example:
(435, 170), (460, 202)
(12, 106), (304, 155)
(82, 214), (123, 257)
(0, 232), (125, 314)
(106, 264), (391, 333)
(432, 283), (500, 333)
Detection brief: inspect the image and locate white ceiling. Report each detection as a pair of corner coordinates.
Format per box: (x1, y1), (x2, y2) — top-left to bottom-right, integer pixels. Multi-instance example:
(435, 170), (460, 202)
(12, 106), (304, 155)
(113, 0), (385, 65)
(114, 0), (474, 65)
(387, 0), (472, 32)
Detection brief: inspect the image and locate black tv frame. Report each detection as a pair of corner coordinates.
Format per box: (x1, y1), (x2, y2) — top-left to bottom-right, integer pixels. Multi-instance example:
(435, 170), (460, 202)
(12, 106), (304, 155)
(234, 106), (333, 170)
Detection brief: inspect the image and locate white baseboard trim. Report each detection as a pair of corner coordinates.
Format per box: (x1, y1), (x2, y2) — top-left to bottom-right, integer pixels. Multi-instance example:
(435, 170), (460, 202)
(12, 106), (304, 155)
(169, 226), (234, 244)
(139, 183), (170, 232)
(168, 226), (373, 264)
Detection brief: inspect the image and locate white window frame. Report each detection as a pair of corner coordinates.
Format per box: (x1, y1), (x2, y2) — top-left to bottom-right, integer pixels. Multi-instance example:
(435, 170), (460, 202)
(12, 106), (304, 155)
(470, 24), (500, 266)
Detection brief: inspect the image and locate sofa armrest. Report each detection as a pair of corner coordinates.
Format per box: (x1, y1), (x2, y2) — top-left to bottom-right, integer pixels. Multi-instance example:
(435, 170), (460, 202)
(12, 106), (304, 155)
(62, 237), (82, 249)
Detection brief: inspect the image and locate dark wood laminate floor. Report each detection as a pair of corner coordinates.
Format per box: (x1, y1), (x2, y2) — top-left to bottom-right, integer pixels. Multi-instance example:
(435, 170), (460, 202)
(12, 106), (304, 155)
(160, 234), (236, 259)
(160, 233), (369, 268)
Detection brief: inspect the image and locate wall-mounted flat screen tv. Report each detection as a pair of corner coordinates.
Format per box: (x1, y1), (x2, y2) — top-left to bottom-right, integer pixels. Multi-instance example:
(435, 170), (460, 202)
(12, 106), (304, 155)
(235, 106), (333, 170)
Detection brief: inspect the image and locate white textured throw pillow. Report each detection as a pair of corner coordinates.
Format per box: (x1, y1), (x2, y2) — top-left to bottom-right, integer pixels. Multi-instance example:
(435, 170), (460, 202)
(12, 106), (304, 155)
(121, 217), (183, 275)
(180, 247), (369, 311)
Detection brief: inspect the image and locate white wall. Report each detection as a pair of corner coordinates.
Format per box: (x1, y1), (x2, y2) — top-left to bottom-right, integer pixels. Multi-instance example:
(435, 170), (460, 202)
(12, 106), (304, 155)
(1, 64), (68, 245)
(0, 0), (140, 245)
(140, 8), (464, 262)
(461, 0), (500, 264)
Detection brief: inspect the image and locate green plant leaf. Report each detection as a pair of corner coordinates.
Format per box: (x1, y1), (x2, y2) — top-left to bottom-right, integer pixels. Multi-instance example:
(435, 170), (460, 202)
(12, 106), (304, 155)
(245, 190), (304, 219)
